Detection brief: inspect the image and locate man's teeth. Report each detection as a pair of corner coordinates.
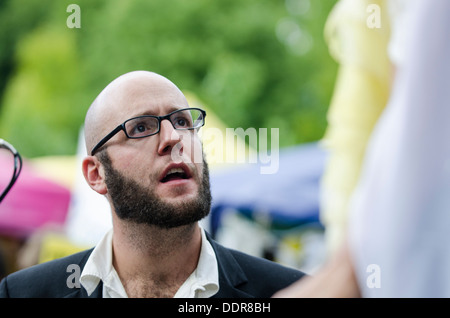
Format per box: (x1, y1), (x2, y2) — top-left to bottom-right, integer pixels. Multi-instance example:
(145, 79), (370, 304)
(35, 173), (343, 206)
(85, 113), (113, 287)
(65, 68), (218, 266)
(167, 168), (184, 176)
(161, 167), (189, 182)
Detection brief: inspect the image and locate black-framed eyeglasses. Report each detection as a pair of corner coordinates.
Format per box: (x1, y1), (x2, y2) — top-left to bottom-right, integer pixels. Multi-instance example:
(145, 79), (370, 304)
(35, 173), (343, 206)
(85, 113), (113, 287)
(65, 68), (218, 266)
(0, 139), (22, 204)
(90, 107), (206, 155)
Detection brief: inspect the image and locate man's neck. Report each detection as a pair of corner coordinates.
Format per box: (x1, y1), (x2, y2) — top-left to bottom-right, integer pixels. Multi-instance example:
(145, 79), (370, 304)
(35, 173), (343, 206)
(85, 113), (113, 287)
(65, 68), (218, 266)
(111, 219), (202, 297)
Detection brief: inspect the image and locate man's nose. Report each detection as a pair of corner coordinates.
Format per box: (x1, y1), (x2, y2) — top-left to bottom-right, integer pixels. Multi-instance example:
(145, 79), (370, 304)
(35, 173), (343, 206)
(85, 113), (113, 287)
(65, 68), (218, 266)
(157, 119), (182, 156)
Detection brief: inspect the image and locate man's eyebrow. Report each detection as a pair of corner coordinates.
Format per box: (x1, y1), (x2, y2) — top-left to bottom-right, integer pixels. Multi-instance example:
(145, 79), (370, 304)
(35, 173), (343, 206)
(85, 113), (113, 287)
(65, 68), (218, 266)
(133, 110), (158, 117)
(133, 106), (187, 117)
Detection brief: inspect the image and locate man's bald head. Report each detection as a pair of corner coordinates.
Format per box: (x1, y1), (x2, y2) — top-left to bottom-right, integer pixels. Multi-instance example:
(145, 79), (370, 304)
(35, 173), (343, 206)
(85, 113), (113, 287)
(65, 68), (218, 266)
(84, 71), (188, 155)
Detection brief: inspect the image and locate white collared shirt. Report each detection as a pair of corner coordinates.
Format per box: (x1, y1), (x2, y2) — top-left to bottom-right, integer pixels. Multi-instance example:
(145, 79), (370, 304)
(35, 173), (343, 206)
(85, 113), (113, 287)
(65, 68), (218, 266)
(80, 227), (219, 298)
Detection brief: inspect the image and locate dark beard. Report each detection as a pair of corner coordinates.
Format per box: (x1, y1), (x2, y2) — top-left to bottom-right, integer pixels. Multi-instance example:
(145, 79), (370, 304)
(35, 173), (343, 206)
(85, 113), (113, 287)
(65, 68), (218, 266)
(99, 151), (212, 229)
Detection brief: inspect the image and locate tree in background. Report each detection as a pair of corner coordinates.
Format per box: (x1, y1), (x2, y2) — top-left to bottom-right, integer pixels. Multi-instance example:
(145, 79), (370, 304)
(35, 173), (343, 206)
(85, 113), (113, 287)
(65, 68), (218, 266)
(0, 0), (337, 158)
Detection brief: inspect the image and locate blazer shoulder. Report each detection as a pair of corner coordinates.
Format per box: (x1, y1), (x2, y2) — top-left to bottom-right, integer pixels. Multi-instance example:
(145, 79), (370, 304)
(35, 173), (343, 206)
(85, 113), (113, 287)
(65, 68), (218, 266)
(0, 248), (93, 298)
(229, 247), (306, 284)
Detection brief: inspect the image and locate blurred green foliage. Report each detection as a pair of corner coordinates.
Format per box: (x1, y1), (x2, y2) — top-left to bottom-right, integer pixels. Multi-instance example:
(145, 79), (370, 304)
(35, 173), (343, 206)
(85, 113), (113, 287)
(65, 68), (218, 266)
(0, 0), (337, 158)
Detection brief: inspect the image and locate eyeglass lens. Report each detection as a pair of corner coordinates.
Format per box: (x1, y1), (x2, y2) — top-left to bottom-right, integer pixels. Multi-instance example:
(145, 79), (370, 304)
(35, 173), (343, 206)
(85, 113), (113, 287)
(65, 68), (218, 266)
(125, 108), (204, 138)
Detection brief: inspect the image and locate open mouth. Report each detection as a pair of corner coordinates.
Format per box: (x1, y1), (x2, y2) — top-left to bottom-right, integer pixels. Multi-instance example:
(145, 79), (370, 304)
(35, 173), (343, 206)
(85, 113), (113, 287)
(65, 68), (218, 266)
(159, 165), (192, 183)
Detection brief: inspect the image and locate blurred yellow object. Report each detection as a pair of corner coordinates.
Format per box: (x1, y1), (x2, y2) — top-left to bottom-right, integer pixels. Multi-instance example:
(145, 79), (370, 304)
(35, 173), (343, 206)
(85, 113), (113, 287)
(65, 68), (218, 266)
(185, 91), (256, 170)
(39, 232), (89, 264)
(29, 155), (77, 189)
(320, 0), (392, 252)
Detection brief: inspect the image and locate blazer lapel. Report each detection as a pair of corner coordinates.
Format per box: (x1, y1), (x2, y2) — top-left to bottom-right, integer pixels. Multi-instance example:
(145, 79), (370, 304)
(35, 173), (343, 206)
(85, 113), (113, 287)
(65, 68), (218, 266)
(206, 233), (254, 298)
(63, 248), (103, 298)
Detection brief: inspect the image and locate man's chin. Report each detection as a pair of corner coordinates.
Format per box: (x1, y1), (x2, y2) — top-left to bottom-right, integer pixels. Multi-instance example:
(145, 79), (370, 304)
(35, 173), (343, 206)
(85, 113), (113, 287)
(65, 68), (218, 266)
(156, 181), (199, 200)
(158, 192), (200, 209)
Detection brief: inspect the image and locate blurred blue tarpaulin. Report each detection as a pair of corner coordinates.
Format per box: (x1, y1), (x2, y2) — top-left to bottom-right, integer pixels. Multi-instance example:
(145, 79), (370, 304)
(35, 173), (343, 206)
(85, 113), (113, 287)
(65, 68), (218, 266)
(209, 142), (327, 237)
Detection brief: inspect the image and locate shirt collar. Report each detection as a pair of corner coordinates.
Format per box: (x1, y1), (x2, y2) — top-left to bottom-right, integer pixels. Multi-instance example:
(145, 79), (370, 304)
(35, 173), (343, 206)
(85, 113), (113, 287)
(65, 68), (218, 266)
(80, 229), (128, 297)
(174, 226), (219, 298)
(80, 226), (219, 298)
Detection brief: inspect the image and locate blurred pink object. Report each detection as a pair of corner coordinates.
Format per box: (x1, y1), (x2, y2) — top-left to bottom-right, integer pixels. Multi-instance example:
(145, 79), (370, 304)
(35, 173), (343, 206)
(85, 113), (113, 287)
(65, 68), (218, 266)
(0, 152), (70, 239)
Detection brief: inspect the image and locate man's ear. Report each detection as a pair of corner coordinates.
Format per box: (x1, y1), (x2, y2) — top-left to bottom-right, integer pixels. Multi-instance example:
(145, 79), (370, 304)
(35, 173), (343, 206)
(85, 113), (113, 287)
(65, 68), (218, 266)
(82, 156), (108, 195)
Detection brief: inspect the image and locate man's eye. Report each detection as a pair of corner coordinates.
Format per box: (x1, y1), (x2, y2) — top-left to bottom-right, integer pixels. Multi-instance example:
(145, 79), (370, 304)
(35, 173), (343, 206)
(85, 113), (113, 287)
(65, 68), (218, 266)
(131, 123), (148, 134)
(174, 116), (192, 128)
(136, 124), (147, 132)
(128, 121), (153, 136)
(176, 118), (187, 127)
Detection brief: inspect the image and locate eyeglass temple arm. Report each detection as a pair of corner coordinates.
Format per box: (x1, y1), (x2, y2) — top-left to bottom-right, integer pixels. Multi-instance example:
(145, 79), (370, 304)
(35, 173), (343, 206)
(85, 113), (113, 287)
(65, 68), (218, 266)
(90, 125), (123, 156)
(0, 138), (18, 155)
(0, 139), (23, 204)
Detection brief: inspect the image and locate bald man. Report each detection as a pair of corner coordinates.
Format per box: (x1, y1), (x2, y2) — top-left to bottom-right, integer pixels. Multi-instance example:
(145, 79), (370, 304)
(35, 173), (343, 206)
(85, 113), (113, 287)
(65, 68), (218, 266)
(0, 71), (305, 298)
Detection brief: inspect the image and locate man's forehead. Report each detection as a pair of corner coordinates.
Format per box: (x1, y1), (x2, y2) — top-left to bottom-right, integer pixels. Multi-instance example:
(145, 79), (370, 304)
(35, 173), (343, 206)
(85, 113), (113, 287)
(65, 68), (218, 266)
(85, 71), (188, 151)
(104, 72), (188, 117)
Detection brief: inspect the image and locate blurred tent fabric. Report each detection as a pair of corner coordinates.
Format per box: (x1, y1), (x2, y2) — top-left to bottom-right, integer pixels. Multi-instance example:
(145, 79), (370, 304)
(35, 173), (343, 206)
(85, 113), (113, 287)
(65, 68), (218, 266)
(209, 142), (327, 237)
(0, 152), (71, 239)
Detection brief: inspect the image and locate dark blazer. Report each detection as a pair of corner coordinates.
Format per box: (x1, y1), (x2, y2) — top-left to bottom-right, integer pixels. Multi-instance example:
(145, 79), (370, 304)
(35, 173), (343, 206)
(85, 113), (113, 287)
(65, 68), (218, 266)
(0, 234), (305, 298)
